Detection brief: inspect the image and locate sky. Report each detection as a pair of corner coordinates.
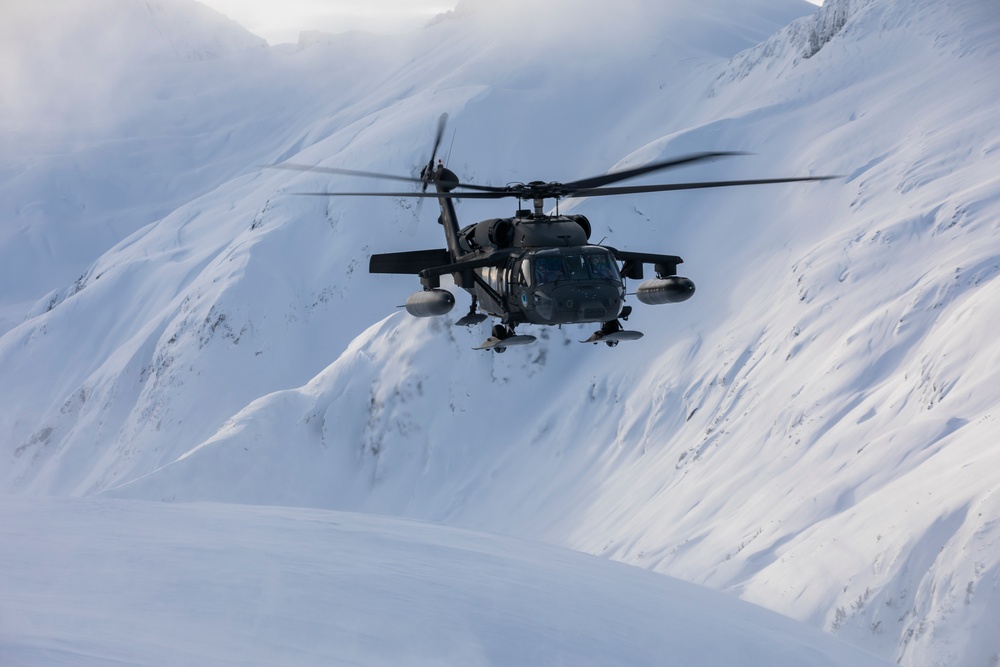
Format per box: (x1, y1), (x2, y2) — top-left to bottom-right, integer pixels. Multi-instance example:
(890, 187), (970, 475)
(200, 1), (825, 45)
(197, 0), (459, 45)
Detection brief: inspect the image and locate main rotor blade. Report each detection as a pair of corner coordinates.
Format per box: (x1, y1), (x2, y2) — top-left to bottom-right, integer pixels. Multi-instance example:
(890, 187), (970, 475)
(270, 162), (511, 194)
(430, 112), (448, 166)
(569, 175), (841, 198)
(292, 190), (508, 200)
(271, 163), (425, 185)
(293, 175), (839, 200)
(560, 151), (748, 192)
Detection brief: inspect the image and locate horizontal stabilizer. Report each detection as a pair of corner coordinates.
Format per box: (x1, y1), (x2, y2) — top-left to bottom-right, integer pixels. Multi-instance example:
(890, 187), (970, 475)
(370, 249), (451, 275)
(605, 248), (683, 279)
(607, 248), (683, 267)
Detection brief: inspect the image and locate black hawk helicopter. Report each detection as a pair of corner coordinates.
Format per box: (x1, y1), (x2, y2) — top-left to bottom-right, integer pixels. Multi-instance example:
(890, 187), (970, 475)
(279, 114), (836, 351)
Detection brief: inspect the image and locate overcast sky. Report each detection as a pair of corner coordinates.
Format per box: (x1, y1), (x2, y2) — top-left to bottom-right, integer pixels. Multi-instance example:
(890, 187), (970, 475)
(198, 1), (824, 46)
(197, 0), (459, 45)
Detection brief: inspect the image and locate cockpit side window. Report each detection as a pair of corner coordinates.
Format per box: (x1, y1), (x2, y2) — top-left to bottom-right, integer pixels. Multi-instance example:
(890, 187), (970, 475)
(586, 253), (618, 281)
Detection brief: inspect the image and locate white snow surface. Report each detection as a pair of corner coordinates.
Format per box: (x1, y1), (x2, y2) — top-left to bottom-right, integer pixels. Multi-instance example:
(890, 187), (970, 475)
(0, 495), (890, 666)
(2, 0), (1000, 665)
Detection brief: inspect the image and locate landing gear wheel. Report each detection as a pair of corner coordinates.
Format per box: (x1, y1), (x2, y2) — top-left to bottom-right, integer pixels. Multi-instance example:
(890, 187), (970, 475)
(490, 324), (515, 353)
(490, 324), (506, 353)
(474, 324), (535, 352)
(588, 318), (622, 343)
(580, 319), (642, 346)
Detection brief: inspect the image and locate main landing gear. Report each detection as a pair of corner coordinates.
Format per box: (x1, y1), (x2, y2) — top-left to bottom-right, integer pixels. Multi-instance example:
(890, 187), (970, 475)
(581, 306), (644, 347)
(463, 301), (644, 352)
(473, 323), (537, 352)
(454, 297), (488, 327)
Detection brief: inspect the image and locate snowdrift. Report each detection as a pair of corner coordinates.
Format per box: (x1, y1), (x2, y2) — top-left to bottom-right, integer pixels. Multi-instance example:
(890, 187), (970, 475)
(0, 496), (893, 666)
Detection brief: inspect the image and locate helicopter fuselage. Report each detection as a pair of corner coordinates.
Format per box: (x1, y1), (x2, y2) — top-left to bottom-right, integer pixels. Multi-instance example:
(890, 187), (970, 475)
(453, 213), (621, 324)
(467, 243), (625, 326)
(370, 205), (695, 334)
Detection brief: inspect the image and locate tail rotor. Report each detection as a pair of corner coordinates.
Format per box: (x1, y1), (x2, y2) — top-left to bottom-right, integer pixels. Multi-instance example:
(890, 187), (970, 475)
(421, 113), (449, 192)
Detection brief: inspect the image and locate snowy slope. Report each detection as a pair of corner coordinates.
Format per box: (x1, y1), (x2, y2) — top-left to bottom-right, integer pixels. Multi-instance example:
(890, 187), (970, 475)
(3, 0), (1000, 666)
(0, 496), (893, 666)
(0, 0), (266, 330)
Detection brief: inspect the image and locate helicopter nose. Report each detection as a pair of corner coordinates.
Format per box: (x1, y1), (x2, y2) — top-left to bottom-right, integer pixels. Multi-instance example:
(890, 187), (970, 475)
(551, 284), (622, 323)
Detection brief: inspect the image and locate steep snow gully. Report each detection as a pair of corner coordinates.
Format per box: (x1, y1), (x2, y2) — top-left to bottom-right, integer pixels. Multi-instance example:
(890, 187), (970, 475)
(2, 0), (1000, 665)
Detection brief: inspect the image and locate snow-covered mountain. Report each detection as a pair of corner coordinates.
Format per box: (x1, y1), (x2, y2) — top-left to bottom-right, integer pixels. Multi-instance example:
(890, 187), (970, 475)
(3, 0), (999, 665)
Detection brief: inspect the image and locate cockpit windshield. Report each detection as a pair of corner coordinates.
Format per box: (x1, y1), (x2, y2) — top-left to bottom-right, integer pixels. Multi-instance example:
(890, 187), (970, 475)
(534, 256), (567, 284)
(533, 251), (620, 285)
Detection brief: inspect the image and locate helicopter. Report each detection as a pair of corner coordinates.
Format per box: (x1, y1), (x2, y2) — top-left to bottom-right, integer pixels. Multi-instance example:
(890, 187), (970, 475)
(278, 114), (837, 351)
